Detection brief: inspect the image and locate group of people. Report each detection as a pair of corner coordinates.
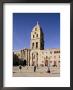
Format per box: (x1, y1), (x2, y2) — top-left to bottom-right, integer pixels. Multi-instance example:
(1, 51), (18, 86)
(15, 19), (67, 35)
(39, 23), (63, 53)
(19, 65), (50, 73)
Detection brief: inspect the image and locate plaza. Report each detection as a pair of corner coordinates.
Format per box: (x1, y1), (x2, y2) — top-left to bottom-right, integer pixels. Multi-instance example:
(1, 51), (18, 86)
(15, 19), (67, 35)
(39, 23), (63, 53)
(13, 66), (60, 77)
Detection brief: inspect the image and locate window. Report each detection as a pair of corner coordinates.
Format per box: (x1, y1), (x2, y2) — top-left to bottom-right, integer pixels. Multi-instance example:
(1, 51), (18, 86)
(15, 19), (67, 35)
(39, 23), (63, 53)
(50, 51), (52, 54)
(54, 51), (56, 53)
(46, 56), (48, 59)
(36, 53), (38, 56)
(36, 42), (38, 48)
(59, 56), (60, 58)
(32, 43), (34, 49)
(34, 32), (36, 34)
(36, 34), (38, 37)
(33, 35), (34, 38)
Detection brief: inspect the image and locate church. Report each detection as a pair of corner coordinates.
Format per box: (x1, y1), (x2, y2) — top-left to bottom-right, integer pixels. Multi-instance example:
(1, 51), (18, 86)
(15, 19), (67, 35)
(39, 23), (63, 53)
(14, 21), (60, 67)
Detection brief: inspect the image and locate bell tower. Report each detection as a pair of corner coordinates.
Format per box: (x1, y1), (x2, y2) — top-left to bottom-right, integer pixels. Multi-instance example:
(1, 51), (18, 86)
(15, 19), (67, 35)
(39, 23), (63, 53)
(30, 21), (44, 50)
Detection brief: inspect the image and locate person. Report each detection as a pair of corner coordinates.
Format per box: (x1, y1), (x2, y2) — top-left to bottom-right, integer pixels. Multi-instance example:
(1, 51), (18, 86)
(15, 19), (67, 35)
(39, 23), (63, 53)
(47, 67), (50, 73)
(19, 65), (22, 72)
(47, 63), (50, 73)
(34, 65), (36, 72)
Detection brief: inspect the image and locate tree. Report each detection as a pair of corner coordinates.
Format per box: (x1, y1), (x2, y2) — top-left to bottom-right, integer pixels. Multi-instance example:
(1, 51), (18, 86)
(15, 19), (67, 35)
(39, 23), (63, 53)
(13, 53), (19, 66)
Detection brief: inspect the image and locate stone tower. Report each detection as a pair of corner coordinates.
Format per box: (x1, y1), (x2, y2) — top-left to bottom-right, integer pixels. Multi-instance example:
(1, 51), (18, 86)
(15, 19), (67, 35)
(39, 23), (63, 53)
(30, 21), (44, 50)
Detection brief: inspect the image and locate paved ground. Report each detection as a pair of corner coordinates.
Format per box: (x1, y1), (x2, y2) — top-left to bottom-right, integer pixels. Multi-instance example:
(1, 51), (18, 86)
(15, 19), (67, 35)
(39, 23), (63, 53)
(13, 66), (60, 77)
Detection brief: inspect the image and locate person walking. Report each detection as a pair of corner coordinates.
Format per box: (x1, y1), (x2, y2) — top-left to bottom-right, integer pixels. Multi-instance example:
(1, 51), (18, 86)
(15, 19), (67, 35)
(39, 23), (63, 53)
(19, 65), (22, 72)
(47, 63), (50, 73)
(34, 65), (36, 72)
(47, 67), (50, 73)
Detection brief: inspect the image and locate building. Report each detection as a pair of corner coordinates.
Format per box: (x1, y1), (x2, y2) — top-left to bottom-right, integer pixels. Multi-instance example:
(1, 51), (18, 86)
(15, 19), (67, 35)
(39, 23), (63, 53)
(13, 21), (60, 67)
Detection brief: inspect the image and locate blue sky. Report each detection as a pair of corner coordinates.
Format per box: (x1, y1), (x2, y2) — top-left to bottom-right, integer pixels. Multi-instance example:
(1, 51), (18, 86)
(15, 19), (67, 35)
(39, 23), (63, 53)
(13, 13), (60, 50)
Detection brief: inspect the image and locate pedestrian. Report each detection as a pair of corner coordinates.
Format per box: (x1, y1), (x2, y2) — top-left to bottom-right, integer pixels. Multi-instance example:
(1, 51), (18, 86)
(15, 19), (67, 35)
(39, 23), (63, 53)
(19, 65), (22, 72)
(34, 65), (36, 72)
(47, 64), (50, 73)
(47, 67), (50, 73)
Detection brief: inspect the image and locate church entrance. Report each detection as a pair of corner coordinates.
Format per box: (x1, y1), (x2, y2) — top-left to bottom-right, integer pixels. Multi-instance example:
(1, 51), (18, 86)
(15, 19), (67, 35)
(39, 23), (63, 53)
(45, 60), (48, 66)
(45, 56), (49, 66)
(32, 52), (38, 66)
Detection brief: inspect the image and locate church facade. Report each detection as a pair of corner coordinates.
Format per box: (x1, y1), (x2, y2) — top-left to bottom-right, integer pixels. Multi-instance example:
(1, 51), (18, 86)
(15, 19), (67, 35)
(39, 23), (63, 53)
(14, 22), (60, 67)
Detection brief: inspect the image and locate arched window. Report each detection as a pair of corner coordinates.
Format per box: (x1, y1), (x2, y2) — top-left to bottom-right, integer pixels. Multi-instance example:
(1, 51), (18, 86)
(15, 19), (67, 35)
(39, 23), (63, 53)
(33, 35), (34, 38)
(36, 53), (38, 58)
(59, 55), (60, 58)
(36, 42), (38, 48)
(36, 34), (38, 37)
(37, 53), (38, 55)
(50, 51), (52, 54)
(46, 56), (48, 59)
(32, 43), (34, 49)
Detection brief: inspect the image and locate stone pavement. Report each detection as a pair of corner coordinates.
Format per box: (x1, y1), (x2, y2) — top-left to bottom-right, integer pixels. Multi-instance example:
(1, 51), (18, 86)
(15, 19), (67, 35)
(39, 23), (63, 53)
(13, 66), (60, 77)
